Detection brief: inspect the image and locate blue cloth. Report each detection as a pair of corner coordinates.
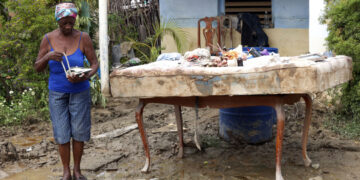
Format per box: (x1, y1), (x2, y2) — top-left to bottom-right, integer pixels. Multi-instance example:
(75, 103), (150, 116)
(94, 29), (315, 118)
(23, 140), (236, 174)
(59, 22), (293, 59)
(46, 32), (90, 93)
(242, 47), (278, 53)
(156, 53), (181, 61)
(55, 3), (78, 21)
(49, 89), (91, 144)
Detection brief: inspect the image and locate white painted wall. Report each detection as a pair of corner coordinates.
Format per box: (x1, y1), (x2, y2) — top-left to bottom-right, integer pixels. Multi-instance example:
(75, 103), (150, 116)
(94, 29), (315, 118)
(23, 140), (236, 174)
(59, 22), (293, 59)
(309, 0), (328, 53)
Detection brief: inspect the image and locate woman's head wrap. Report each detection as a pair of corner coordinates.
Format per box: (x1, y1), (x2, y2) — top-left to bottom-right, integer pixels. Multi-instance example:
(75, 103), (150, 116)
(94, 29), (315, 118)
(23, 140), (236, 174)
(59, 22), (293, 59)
(55, 2), (78, 21)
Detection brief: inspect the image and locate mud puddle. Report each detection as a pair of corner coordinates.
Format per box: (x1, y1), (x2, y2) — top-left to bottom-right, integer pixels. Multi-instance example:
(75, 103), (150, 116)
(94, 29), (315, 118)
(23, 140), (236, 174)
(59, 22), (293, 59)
(2, 167), (55, 180)
(9, 136), (44, 148)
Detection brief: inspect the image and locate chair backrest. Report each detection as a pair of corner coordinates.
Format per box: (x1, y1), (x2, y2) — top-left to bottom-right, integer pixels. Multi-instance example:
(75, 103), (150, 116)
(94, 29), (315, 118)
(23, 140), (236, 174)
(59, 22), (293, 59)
(219, 15), (234, 49)
(197, 16), (221, 54)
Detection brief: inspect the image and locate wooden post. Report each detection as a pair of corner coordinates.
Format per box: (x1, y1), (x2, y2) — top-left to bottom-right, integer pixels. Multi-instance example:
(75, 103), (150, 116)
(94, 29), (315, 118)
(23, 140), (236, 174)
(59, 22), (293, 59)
(99, 0), (110, 96)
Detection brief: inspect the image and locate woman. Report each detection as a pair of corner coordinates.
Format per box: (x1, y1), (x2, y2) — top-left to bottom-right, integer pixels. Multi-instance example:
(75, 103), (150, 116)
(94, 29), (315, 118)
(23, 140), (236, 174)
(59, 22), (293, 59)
(34, 2), (98, 180)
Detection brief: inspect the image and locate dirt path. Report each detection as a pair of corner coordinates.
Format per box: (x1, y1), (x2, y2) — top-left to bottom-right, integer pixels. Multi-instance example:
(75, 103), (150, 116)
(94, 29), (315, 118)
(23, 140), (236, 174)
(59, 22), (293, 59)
(1, 97), (360, 180)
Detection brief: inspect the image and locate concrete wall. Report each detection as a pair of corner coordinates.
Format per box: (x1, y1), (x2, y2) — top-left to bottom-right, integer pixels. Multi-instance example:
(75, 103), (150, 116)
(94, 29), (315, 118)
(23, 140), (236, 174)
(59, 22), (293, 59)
(309, 0), (328, 53)
(163, 28), (308, 56)
(160, 0), (310, 56)
(265, 29), (309, 56)
(272, 0), (309, 28)
(159, 0), (221, 27)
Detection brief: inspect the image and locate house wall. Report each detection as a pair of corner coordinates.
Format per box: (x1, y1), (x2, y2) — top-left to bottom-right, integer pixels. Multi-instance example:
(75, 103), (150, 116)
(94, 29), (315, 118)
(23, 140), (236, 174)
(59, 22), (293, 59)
(272, 0), (309, 28)
(159, 0), (221, 28)
(160, 0), (309, 56)
(309, 0), (328, 53)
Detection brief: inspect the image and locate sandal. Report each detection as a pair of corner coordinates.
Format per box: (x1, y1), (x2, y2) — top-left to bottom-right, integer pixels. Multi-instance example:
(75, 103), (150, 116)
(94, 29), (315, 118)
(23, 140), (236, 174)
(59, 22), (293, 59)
(74, 175), (87, 180)
(61, 175), (72, 180)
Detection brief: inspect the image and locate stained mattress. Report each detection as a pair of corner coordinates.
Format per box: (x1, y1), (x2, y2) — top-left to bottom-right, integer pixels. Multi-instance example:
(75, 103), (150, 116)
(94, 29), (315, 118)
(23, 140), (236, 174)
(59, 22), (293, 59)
(110, 55), (353, 98)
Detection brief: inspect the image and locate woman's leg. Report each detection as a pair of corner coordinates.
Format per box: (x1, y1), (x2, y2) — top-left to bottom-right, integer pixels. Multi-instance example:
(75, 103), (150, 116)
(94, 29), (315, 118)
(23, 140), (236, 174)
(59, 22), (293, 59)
(69, 89), (91, 179)
(59, 142), (71, 180)
(72, 140), (84, 179)
(49, 90), (72, 179)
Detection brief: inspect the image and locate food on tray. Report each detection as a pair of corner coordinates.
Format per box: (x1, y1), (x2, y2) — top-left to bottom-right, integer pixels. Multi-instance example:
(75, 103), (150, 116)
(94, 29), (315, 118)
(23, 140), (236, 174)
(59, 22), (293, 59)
(67, 66), (92, 76)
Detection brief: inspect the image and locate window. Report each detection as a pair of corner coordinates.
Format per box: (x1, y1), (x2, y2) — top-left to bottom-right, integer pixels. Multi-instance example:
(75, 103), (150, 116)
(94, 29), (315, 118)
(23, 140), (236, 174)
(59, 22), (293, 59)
(225, 0), (273, 28)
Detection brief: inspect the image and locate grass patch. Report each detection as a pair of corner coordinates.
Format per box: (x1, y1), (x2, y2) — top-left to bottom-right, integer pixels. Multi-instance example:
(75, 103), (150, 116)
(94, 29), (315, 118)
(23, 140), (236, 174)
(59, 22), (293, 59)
(201, 135), (221, 148)
(324, 113), (360, 140)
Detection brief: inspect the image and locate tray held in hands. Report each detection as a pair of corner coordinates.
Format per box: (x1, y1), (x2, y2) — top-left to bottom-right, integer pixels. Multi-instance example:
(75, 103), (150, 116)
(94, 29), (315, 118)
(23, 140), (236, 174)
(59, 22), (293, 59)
(67, 66), (92, 76)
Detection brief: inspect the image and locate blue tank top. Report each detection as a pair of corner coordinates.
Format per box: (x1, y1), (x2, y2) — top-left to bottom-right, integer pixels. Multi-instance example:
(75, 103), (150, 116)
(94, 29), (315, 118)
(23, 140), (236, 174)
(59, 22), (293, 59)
(46, 32), (90, 93)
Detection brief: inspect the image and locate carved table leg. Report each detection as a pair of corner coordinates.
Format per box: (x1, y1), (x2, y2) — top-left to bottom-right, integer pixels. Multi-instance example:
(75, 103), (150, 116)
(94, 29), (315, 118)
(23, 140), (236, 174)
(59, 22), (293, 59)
(301, 94), (312, 167)
(135, 101), (150, 172)
(174, 105), (184, 158)
(274, 103), (285, 180)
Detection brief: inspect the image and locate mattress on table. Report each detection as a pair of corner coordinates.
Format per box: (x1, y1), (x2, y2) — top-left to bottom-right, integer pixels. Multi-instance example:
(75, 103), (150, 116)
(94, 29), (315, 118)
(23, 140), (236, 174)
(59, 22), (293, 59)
(110, 55), (352, 98)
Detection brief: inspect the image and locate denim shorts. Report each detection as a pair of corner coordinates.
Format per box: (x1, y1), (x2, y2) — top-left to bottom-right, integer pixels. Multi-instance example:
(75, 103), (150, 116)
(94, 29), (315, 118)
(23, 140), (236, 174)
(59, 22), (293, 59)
(49, 89), (91, 144)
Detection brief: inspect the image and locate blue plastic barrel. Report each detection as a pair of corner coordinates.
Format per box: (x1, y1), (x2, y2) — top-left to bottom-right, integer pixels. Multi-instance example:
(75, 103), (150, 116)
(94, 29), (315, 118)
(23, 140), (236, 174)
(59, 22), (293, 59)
(219, 106), (276, 144)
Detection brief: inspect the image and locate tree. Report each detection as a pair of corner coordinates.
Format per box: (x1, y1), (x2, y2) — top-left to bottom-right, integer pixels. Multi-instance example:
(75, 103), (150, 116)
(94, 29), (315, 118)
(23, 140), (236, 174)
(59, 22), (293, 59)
(322, 0), (360, 121)
(0, 0), (9, 21)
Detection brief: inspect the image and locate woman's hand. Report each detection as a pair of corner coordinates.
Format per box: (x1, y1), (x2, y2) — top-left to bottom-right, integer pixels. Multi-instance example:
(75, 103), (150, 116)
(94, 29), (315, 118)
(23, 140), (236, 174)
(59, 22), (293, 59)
(35, 36), (65, 72)
(66, 73), (88, 83)
(47, 51), (64, 62)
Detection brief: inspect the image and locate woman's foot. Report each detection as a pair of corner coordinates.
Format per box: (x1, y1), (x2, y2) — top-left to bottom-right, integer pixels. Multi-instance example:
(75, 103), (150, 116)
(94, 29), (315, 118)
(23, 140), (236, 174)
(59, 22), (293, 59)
(61, 176), (72, 180)
(62, 167), (71, 180)
(73, 169), (87, 180)
(61, 173), (71, 180)
(73, 175), (87, 180)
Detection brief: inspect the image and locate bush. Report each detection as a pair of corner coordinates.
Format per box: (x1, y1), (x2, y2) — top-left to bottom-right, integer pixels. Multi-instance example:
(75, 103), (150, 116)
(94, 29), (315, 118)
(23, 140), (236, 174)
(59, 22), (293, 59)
(322, 0), (360, 137)
(0, 88), (49, 125)
(0, 0), (56, 125)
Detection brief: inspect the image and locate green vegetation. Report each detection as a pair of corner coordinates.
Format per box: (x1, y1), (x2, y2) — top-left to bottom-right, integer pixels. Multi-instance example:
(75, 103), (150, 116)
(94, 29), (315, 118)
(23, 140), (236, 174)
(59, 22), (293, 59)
(108, 13), (138, 45)
(322, 0), (360, 138)
(74, 0), (98, 44)
(0, 0), (9, 21)
(0, 88), (48, 125)
(0, 0), (56, 125)
(127, 18), (188, 63)
(107, 12), (139, 65)
(201, 135), (221, 148)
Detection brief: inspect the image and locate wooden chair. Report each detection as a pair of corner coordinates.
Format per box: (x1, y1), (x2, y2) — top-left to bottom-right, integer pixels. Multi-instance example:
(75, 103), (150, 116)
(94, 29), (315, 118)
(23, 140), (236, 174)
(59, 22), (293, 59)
(197, 16), (221, 54)
(219, 15), (234, 49)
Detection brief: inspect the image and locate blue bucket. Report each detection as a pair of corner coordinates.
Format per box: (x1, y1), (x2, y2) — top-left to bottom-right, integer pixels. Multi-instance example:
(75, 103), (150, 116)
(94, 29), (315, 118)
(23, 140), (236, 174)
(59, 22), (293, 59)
(219, 106), (276, 144)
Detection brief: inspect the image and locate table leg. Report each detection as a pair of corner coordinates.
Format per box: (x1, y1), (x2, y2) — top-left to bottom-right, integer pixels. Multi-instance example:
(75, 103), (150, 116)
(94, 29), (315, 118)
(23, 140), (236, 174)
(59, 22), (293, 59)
(301, 94), (312, 167)
(274, 103), (285, 180)
(174, 105), (184, 158)
(136, 101), (150, 172)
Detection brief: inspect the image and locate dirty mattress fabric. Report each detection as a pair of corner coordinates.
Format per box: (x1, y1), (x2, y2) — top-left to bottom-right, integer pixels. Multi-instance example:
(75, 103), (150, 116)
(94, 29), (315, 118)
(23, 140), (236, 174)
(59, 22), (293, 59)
(109, 56), (352, 98)
(111, 55), (329, 77)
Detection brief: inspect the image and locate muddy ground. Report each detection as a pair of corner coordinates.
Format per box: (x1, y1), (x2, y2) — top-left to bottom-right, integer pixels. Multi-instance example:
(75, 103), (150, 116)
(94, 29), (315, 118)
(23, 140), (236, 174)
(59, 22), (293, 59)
(1, 95), (360, 180)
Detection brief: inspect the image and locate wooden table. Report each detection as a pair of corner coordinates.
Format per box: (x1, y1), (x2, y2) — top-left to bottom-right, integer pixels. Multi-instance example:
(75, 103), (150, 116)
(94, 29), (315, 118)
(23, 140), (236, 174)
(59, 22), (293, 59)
(110, 55), (352, 180)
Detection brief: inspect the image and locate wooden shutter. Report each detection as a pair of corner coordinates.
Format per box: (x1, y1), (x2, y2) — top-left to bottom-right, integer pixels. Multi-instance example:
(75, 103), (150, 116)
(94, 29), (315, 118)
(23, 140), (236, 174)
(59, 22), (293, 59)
(225, 0), (272, 28)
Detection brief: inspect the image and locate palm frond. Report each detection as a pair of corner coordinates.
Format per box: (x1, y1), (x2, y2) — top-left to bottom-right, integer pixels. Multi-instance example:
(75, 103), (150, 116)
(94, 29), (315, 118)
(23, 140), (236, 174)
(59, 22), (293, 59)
(157, 18), (188, 53)
(126, 36), (151, 62)
(125, 18), (189, 63)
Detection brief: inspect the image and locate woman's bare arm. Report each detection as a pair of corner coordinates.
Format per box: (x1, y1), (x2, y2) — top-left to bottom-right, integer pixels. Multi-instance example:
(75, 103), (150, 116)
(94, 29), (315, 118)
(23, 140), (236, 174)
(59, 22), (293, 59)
(34, 35), (63, 72)
(82, 32), (99, 79)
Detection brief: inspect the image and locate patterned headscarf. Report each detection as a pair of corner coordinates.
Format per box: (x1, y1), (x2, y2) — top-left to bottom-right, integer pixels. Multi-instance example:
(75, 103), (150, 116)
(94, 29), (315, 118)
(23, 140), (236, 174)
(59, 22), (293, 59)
(55, 2), (78, 21)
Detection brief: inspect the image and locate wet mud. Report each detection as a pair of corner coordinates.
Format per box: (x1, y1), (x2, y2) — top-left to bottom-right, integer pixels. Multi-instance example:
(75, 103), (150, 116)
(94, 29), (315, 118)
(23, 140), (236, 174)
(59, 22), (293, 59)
(1, 95), (360, 180)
